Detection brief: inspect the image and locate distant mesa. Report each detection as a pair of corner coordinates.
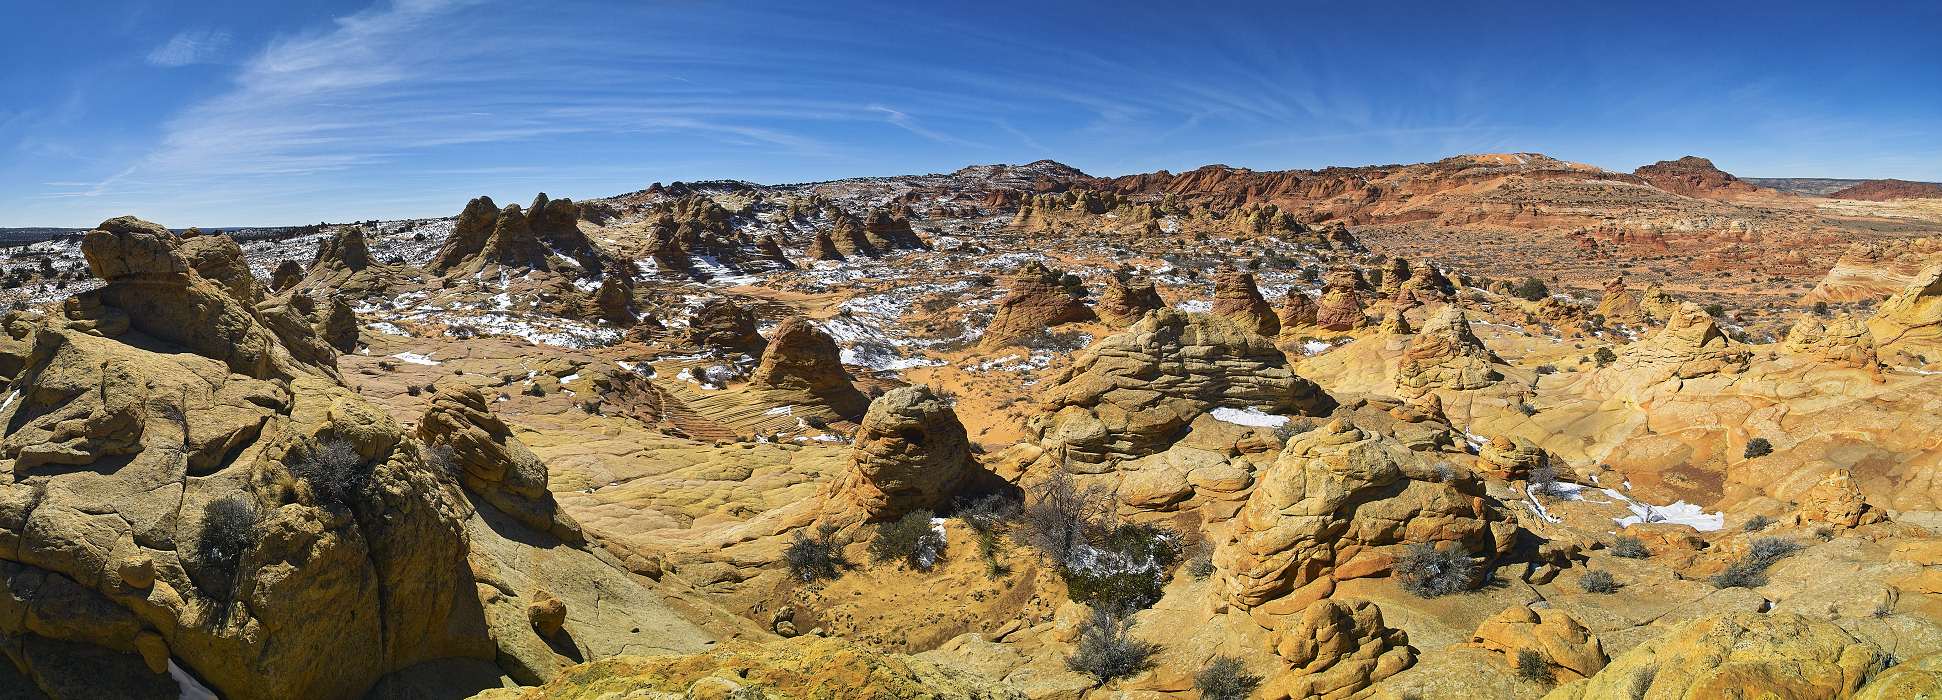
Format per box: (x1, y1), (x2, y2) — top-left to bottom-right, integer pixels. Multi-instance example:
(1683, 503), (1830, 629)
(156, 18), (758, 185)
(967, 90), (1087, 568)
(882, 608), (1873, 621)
(1828, 178), (1942, 201)
(1632, 156), (1767, 198)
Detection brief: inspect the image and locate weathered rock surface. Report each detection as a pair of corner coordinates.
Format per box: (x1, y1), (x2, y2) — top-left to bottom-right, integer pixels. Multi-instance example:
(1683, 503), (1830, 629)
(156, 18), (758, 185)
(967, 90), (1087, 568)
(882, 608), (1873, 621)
(684, 297), (766, 355)
(1867, 265), (1942, 367)
(1028, 309), (1334, 468)
(1396, 305), (1499, 396)
(1477, 435), (1549, 481)
(822, 385), (979, 524)
(749, 317), (868, 418)
(1465, 605), (1608, 681)
(1214, 420), (1515, 609)
(1211, 269), (1279, 336)
(1797, 468), (1885, 528)
(1263, 599), (1414, 700)
(417, 385), (584, 543)
(1316, 268), (1369, 332)
(1786, 313), (1880, 369)
(1096, 273), (1165, 327)
(1544, 612), (1886, 700)
(503, 636), (1026, 700)
(980, 261), (1094, 348)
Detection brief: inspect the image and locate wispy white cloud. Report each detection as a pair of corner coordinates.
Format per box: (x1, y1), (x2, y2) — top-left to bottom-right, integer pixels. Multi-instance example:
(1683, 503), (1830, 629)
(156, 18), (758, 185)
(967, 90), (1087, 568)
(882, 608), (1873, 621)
(146, 29), (232, 67)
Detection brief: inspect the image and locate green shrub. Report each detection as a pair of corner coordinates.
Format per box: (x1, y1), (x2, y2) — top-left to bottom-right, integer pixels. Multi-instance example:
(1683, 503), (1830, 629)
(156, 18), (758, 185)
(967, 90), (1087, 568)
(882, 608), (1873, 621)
(1187, 553), (1216, 580)
(1066, 610), (1159, 682)
(1395, 543), (1477, 598)
(1612, 536), (1650, 559)
(784, 525), (846, 582)
(1060, 523), (1179, 614)
(868, 510), (945, 571)
(1743, 438), (1773, 458)
(1194, 655), (1262, 700)
(1594, 347), (1617, 366)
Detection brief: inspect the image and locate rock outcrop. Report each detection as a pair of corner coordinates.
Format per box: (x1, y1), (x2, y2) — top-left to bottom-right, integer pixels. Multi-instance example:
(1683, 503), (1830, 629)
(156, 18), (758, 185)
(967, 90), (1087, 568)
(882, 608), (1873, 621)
(1594, 276), (1644, 324)
(502, 636), (1026, 700)
(1096, 273), (1165, 327)
(1784, 313), (1879, 369)
(1866, 265), (1942, 366)
(1028, 310), (1334, 469)
(1212, 269), (1279, 336)
(269, 259), (305, 293)
(1477, 435), (1549, 481)
(1391, 262), (1453, 310)
(179, 232), (266, 304)
(1633, 156), (1765, 198)
(1544, 612), (1886, 700)
(822, 386), (980, 524)
(430, 195), (607, 278)
(1278, 290), (1320, 330)
(808, 229), (843, 261)
(861, 209), (926, 252)
(749, 317), (868, 418)
(1263, 599), (1414, 700)
(1612, 302), (1750, 381)
(685, 297), (767, 355)
(1395, 305), (1499, 396)
(1316, 268), (1369, 332)
(980, 261), (1095, 348)
(1214, 420), (1515, 609)
(1466, 605), (1608, 681)
(417, 385), (584, 544)
(1797, 468), (1885, 528)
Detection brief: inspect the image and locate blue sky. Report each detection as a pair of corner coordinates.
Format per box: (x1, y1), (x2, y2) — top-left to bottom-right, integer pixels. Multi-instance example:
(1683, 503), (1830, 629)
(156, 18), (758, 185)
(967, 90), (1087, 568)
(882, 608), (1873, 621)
(4, 1), (1939, 227)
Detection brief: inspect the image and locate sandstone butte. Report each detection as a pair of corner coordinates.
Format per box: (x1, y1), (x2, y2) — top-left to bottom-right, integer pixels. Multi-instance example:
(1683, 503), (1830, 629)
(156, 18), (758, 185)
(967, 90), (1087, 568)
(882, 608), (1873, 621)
(5, 151), (1942, 700)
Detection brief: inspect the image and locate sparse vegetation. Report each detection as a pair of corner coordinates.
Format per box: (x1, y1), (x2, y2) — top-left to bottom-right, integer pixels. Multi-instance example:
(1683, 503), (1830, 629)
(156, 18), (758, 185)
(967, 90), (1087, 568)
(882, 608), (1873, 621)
(1060, 522), (1180, 614)
(1066, 609), (1160, 683)
(196, 495), (261, 595)
(1395, 543), (1478, 598)
(1515, 648), (1553, 684)
(1194, 655), (1262, 700)
(1743, 437), (1773, 459)
(1187, 553), (1216, 580)
(784, 524), (847, 582)
(1711, 537), (1800, 589)
(1747, 536), (1803, 565)
(1580, 569), (1618, 593)
(1594, 347), (1617, 367)
(1512, 277), (1550, 301)
(868, 509), (946, 571)
(290, 439), (370, 507)
(1743, 514), (1775, 532)
(1612, 535), (1650, 559)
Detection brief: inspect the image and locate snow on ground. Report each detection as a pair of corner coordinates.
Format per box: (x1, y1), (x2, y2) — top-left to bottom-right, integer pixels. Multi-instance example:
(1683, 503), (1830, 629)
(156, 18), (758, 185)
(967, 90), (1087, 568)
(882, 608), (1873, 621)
(1210, 406), (1289, 427)
(1607, 489), (1724, 530)
(1177, 299), (1213, 313)
(170, 659), (218, 700)
(391, 352), (442, 366)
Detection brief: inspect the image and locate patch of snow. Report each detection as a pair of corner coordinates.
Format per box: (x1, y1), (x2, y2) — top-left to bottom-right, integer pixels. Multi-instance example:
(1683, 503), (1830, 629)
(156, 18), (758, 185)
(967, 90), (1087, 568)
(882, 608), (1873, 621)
(1209, 406), (1288, 427)
(367, 322), (410, 336)
(1301, 340), (1332, 355)
(765, 405), (794, 416)
(170, 660), (218, 700)
(1604, 488), (1723, 531)
(0, 390), (17, 413)
(391, 352), (441, 366)
(1177, 299), (1213, 313)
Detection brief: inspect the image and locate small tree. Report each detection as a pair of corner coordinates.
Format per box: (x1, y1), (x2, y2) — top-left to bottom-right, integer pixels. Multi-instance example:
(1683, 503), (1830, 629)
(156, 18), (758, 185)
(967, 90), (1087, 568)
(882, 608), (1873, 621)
(1512, 277), (1550, 301)
(196, 496), (261, 596)
(290, 439), (369, 507)
(1594, 347), (1617, 367)
(1195, 655), (1262, 700)
(784, 525), (847, 582)
(1395, 543), (1477, 598)
(1021, 470), (1113, 563)
(868, 510), (946, 571)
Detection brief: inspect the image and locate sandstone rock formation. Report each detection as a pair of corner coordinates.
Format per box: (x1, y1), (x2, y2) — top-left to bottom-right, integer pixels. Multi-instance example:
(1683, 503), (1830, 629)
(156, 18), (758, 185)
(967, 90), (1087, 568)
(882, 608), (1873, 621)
(821, 385), (979, 525)
(1829, 178), (1942, 201)
(1478, 435), (1549, 481)
(1866, 265), (1942, 366)
(1633, 156), (1765, 198)
(1096, 272), (1165, 327)
(980, 261), (1095, 348)
(1798, 468), (1885, 528)
(1804, 238), (1942, 303)
(179, 231), (266, 304)
(417, 385), (584, 543)
(1212, 269), (1279, 336)
(1544, 612), (1886, 700)
(1396, 305), (1499, 396)
(1028, 309), (1334, 469)
(269, 259), (305, 293)
(1316, 268), (1369, 332)
(861, 208), (925, 252)
(1391, 262), (1453, 310)
(1594, 276), (1644, 324)
(430, 195), (608, 278)
(1784, 313), (1879, 369)
(1612, 302), (1750, 381)
(685, 297), (767, 355)
(1214, 420), (1515, 609)
(1278, 290), (1320, 330)
(500, 636), (1026, 700)
(750, 317), (868, 418)
(808, 229), (843, 261)
(1466, 605), (1608, 681)
(1263, 599), (1413, 700)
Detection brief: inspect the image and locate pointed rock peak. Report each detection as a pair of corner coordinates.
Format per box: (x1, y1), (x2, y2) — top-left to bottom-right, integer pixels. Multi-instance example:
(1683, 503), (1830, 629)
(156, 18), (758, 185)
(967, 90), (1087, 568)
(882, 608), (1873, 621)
(311, 225), (372, 272)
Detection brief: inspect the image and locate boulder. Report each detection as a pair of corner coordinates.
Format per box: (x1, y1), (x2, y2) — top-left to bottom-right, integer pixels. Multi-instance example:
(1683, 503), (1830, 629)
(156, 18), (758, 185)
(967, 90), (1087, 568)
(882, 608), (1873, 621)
(1466, 605), (1608, 680)
(1866, 265), (1942, 367)
(1211, 269), (1279, 336)
(1278, 291), (1320, 330)
(685, 297), (767, 355)
(822, 385), (980, 524)
(1612, 302), (1750, 381)
(1214, 420), (1515, 609)
(749, 317), (868, 419)
(1391, 262), (1454, 310)
(980, 261), (1094, 348)
(416, 385), (584, 544)
(1028, 309), (1334, 468)
(1395, 305), (1499, 396)
(1798, 468), (1884, 528)
(1262, 599), (1414, 700)
(1478, 435), (1548, 481)
(179, 232), (266, 304)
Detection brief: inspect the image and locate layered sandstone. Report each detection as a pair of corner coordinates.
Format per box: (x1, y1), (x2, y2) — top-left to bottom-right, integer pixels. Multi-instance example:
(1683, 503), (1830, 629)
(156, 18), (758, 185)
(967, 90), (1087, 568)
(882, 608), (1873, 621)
(1396, 305), (1500, 396)
(980, 261), (1095, 348)
(1211, 269), (1279, 336)
(821, 385), (979, 524)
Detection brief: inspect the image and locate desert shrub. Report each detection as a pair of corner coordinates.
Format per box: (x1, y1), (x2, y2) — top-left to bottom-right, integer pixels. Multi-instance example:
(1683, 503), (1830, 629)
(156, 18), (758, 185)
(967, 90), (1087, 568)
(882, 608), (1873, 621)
(196, 496), (261, 594)
(1612, 536), (1650, 559)
(1273, 419), (1316, 443)
(1743, 437), (1773, 459)
(1743, 514), (1775, 532)
(1579, 569), (1618, 594)
(1703, 303), (1725, 318)
(1746, 536), (1802, 566)
(1516, 648), (1553, 684)
(290, 439), (369, 507)
(1594, 347), (1617, 366)
(1529, 463), (1565, 499)
(1812, 301), (1829, 316)
(1710, 558), (1769, 588)
(956, 493), (1020, 535)
(1187, 553), (1216, 580)
(868, 510), (946, 571)
(1535, 364), (1558, 375)
(784, 525), (847, 582)
(1512, 277), (1550, 301)
(1395, 543), (1478, 598)
(1021, 471), (1113, 563)
(1194, 655), (1262, 700)
(1066, 610), (1160, 683)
